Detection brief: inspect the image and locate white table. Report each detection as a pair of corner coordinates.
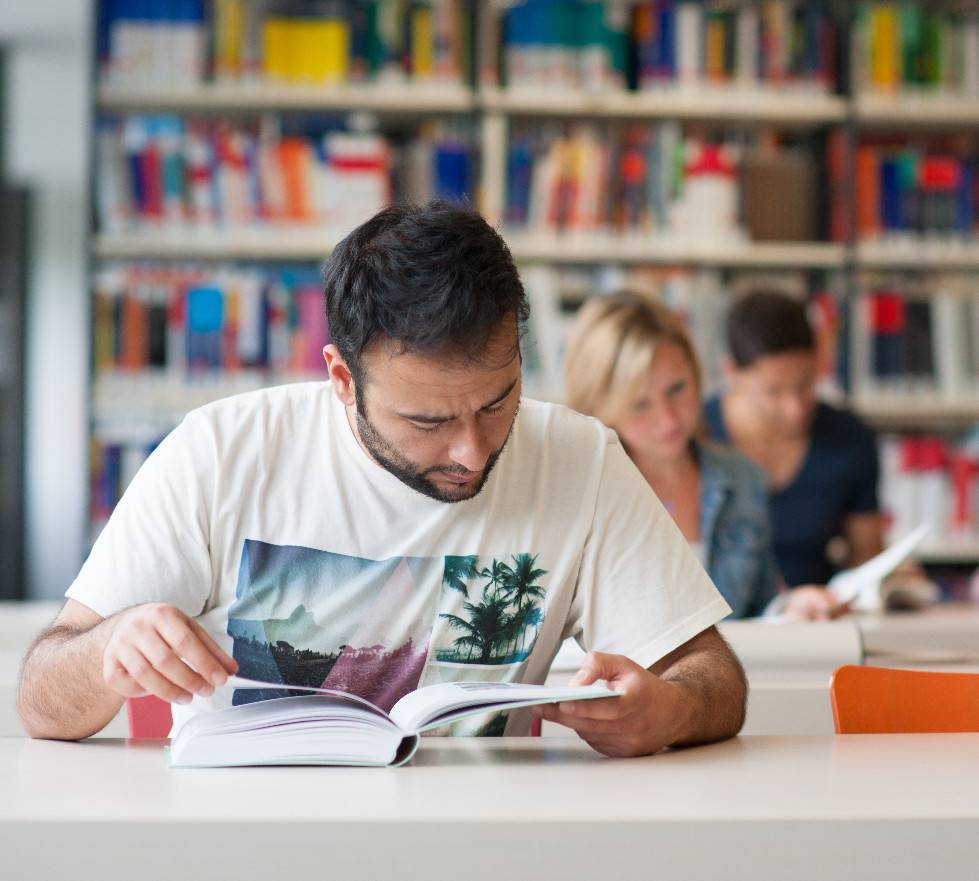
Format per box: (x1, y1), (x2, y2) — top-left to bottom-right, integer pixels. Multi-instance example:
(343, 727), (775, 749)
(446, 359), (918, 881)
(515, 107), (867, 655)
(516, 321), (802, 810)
(3, 734), (979, 881)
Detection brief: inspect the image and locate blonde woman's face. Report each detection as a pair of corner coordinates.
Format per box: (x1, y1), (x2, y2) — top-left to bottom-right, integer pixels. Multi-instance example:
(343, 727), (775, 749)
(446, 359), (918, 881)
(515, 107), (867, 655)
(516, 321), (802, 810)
(614, 340), (700, 462)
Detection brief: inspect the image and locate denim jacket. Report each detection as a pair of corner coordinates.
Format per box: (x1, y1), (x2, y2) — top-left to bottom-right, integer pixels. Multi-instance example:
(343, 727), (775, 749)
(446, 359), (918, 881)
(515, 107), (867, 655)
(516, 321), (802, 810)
(696, 441), (780, 619)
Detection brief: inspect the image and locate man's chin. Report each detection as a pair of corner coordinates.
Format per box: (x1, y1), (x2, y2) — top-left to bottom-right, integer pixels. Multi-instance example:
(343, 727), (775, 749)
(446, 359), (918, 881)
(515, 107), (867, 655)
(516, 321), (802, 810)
(424, 474), (487, 503)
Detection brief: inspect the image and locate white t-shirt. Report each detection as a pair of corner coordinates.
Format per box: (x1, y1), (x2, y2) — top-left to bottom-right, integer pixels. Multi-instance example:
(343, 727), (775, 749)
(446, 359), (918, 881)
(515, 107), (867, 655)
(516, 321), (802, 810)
(68, 382), (730, 736)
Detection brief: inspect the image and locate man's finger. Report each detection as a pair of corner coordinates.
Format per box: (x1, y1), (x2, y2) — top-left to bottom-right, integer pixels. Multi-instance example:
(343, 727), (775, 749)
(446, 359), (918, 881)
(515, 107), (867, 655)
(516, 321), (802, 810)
(188, 619), (238, 677)
(554, 695), (625, 721)
(159, 618), (233, 687)
(141, 631), (214, 697)
(541, 703), (635, 735)
(117, 645), (194, 705)
(569, 651), (634, 687)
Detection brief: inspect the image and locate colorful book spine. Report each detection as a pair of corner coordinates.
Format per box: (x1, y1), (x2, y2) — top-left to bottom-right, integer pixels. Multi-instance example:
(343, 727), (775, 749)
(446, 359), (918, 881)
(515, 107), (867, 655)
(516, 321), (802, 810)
(858, 2), (979, 96)
(854, 139), (979, 240)
(96, 115), (473, 232)
(93, 265), (333, 377)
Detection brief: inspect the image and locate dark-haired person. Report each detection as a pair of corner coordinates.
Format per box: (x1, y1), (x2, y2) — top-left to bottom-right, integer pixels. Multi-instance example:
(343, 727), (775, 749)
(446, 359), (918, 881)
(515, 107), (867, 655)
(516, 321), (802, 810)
(704, 291), (884, 605)
(18, 202), (745, 758)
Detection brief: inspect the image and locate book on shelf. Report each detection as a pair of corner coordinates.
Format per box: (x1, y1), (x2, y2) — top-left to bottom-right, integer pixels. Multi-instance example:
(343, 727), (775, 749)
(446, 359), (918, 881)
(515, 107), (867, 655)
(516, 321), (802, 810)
(499, 0), (837, 94)
(94, 264), (330, 377)
(880, 435), (979, 550)
(96, 114), (473, 234)
(97, 0), (208, 88)
(168, 675), (620, 768)
(854, 139), (978, 242)
(100, 0), (470, 89)
(505, 122), (827, 246)
(851, 275), (979, 403)
(854, 2), (979, 98)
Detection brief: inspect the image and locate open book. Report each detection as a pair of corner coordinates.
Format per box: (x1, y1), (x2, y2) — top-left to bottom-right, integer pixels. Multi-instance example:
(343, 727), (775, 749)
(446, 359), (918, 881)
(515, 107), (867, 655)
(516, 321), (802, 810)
(168, 675), (621, 768)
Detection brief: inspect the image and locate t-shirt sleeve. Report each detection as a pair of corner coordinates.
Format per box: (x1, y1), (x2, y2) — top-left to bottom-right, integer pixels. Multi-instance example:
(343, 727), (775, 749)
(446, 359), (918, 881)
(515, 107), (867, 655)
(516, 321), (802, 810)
(845, 419), (880, 515)
(564, 435), (732, 670)
(65, 411), (215, 620)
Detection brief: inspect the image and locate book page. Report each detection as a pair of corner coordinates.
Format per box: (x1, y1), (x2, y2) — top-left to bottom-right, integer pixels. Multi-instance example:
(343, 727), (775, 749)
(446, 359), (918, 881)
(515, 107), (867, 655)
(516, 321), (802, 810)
(827, 524), (930, 606)
(222, 675), (391, 720)
(389, 680), (620, 733)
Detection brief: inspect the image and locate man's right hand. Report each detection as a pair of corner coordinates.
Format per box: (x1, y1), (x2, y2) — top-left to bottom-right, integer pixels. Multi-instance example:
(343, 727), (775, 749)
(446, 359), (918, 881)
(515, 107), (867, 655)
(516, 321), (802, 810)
(102, 603), (238, 705)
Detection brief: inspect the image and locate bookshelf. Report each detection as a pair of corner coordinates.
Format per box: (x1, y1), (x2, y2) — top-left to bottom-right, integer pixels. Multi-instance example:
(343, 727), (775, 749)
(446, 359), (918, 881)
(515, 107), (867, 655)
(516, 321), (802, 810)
(85, 1), (979, 560)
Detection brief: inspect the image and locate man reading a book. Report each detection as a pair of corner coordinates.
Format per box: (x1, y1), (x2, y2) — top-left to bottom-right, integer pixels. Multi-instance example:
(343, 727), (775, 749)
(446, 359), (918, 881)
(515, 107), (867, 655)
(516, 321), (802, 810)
(19, 201), (746, 757)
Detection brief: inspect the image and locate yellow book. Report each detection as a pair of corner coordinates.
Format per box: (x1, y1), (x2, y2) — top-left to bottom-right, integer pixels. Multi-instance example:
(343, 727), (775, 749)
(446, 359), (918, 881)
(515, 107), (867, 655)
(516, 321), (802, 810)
(315, 20), (350, 84)
(262, 17), (291, 81)
(214, 0), (244, 80)
(705, 16), (725, 82)
(411, 5), (434, 79)
(293, 20), (318, 83)
(870, 4), (901, 91)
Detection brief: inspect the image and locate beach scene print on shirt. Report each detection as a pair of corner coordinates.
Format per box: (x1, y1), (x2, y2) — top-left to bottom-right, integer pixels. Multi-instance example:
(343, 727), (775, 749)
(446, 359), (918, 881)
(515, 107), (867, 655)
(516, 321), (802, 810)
(433, 553), (548, 666)
(226, 541), (549, 715)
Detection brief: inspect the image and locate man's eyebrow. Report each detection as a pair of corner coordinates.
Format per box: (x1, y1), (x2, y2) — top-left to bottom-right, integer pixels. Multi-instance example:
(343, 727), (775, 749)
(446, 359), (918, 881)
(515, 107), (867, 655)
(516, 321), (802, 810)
(396, 379), (518, 424)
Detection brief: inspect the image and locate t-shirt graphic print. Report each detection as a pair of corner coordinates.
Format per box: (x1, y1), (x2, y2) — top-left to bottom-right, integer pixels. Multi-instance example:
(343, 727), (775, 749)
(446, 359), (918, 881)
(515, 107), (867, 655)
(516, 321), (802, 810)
(227, 540), (548, 732)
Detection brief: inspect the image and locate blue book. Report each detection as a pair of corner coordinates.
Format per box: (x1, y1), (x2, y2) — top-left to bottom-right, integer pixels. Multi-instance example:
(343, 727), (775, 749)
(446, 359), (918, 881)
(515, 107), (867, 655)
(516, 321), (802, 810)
(956, 162), (974, 235)
(880, 158), (904, 233)
(186, 286), (224, 369)
(506, 136), (533, 225)
(434, 141), (469, 202)
(658, 1), (676, 78)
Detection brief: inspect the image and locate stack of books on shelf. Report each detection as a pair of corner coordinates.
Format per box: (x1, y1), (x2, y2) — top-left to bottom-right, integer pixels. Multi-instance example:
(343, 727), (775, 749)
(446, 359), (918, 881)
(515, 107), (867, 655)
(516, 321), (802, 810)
(99, 0), (471, 89)
(851, 275), (979, 407)
(880, 433), (979, 553)
(93, 264), (329, 383)
(95, 115), (472, 234)
(500, 0), (837, 93)
(854, 1), (979, 97)
(505, 123), (822, 246)
(854, 138), (979, 242)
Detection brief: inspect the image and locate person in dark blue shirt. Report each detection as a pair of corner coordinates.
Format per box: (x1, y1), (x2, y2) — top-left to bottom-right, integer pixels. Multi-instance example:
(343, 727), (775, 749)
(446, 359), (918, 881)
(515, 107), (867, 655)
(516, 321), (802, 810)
(704, 291), (883, 590)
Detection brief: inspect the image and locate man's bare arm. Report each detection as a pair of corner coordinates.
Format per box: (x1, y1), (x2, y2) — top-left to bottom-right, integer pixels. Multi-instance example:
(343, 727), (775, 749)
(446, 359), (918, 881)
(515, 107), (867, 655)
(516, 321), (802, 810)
(17, 598), (238, 741)
(648, 626), (747, 747)
(539, 626), (747, 757)
(16, 600), (124, 740)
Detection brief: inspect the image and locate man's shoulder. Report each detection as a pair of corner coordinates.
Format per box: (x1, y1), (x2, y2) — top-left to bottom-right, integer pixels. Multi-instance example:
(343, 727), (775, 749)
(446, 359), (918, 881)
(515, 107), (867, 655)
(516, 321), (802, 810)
(183, 382), (333, 447)
(517, 397), (617, 451)
(813, 401), (876, 447)
(193, 381), (330, 422)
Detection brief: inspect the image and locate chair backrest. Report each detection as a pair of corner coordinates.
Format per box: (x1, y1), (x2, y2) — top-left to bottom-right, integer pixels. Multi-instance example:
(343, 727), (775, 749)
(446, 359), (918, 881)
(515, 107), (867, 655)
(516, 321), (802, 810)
(126, 695), (173, 739)
(831, 664), (979, 734)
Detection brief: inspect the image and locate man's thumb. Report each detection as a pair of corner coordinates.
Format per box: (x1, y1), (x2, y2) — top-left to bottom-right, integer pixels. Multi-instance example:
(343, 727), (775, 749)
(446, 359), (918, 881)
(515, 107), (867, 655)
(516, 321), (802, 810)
(569, 651), (617, 687)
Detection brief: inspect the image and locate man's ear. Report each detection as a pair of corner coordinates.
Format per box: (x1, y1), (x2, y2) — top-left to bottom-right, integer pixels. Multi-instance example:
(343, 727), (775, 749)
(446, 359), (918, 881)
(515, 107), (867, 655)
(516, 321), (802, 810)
(323, 345), (356, 406)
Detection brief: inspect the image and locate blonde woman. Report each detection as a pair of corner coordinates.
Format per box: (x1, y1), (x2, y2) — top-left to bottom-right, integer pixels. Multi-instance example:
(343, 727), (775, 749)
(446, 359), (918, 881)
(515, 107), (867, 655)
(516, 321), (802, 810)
(565, 292), (837, 620)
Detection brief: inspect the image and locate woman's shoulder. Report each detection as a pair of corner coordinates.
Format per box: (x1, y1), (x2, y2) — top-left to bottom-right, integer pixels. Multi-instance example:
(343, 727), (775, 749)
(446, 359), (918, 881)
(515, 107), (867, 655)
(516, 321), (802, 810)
(698, 439), (767, 492)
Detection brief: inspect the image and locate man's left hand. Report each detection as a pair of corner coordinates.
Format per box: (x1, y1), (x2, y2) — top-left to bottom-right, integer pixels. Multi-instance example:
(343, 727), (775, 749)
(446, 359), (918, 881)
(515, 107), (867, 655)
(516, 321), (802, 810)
(534, 651), (691, 758)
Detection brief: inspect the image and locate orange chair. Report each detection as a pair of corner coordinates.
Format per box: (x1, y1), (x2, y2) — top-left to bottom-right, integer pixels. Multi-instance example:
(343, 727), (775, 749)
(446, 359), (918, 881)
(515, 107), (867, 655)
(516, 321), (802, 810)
(126, 695), (173, 739)
(831, 664), (979, 734)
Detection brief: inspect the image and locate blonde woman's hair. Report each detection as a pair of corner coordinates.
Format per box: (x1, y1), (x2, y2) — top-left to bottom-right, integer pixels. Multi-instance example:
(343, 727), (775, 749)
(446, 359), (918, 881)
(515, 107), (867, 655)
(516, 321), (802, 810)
(564, 292), (703, 429)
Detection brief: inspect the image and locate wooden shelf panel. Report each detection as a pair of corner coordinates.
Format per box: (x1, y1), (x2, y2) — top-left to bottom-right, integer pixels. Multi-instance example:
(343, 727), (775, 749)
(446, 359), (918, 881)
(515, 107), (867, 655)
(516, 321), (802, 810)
(97, 82), (475, 114)
(480, 87), (845, 124)
(506, 233), (846, 267)
(856, 241), (979, 270)
(855, 92), (979, 127)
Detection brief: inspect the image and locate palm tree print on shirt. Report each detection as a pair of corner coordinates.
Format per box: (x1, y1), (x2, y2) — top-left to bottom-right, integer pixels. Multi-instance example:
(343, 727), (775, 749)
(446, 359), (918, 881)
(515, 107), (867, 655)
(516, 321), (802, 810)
(436, 553), (547, 665)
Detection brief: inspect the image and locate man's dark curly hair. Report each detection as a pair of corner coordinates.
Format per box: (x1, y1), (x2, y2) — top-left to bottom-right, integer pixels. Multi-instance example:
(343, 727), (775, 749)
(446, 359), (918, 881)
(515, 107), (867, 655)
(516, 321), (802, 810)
(323, 200), (529, 383)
